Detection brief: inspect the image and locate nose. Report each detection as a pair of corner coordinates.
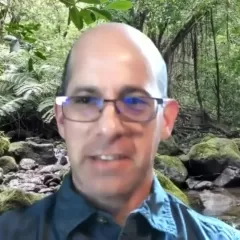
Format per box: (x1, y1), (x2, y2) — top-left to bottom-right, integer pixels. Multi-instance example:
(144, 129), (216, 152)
(96, 102), (125, 138)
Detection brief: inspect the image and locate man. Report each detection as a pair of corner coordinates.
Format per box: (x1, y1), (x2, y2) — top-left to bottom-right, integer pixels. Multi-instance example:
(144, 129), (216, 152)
(0, 22), (239, 240)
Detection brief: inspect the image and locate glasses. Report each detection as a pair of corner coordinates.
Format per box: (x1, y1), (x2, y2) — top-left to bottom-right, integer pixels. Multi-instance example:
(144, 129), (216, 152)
(55, 96), (168, 122)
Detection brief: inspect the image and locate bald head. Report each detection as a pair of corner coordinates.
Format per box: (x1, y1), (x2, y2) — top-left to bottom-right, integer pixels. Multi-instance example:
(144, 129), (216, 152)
(59, 23), (167, 97)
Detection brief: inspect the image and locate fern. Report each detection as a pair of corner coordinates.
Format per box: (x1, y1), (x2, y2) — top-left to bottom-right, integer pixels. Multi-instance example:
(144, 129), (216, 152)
(0, 97), (25, 117)
(0, 46), (62, 124)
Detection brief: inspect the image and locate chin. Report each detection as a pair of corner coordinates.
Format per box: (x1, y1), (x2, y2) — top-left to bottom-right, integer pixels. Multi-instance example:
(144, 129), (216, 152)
(91, 177), (136, 197)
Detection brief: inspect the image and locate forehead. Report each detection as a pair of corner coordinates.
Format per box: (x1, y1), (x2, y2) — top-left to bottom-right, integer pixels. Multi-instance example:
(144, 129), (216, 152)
(66, 48), (159, 97)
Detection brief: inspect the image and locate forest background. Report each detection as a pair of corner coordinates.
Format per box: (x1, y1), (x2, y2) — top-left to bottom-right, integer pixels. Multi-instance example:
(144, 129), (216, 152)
(0, 0), (239, 136)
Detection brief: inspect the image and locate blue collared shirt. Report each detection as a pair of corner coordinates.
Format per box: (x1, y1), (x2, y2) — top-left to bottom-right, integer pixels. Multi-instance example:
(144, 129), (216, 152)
(0, 172), (240, 240)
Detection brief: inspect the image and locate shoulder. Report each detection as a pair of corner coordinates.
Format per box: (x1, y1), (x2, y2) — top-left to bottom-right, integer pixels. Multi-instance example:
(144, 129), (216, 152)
(0, 193), (56, 238)
(166, 192), (240, 239)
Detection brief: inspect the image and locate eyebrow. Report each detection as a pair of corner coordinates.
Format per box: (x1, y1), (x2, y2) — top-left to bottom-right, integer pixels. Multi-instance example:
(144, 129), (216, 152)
(69, 85), (151, 97)
(70, 86), (101, 95)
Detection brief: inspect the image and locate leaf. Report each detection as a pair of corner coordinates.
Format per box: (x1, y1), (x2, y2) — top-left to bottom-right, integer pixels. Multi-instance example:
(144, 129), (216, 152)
(59, 0), (75, 7)
(87, 7), (112, 20)
(28, 58), (34, 72)
(77, 0), (100, 3)
(100, 0), (108, 3)
(23, 36), (37, 43)
(69, 7), (84, 30)
(79, 9), (96, 24)
(34, 51), (47, 60)
(106, 0), (132, 11)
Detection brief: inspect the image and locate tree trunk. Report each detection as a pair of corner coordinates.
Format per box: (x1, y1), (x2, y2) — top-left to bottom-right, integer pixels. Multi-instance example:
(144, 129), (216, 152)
(210, 8), (221, 123)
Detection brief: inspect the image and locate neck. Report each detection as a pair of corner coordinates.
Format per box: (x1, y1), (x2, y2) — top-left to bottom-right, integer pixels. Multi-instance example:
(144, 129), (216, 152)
(74, 170), (154, 226)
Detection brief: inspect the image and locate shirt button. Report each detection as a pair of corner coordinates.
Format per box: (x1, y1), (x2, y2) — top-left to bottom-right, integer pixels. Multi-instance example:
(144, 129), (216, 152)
(97, 216), (108, 224)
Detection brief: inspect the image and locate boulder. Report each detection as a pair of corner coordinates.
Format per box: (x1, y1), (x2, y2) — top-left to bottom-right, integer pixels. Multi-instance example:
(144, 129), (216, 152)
(0, 132), (10, 157)
(0, 188), (43, 214)
(154, 154), (188, 186)
(213, 166), (240, 188)
(199, 189), (238, 217)
(233, 138), (240, 151)
(186, 178), (213, 190)
(154, 169), (189, 205)
(8, 141), (57, 165)
(158, 136), (183, 156)
(0, 156), (18, 174)
(186, 137), (240, 178)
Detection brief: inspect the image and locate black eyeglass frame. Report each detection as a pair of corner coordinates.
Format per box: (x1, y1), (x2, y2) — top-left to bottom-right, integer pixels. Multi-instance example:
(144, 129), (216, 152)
(55, 96), (169, 123)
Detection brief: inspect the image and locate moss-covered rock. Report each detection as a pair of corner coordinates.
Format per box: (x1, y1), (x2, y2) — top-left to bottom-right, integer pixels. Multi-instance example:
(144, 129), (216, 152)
(0, 188), (44, 214)
(186, 137), (240, 177)
(7, 141), (30, 162)
(154, 169), (189, 205)
(154, 154), (188, 186)
(158, 136), (182, 156)
(0, 156), (18, 173)
(233, 139), (240, 151)
(0, 132), (10, 157)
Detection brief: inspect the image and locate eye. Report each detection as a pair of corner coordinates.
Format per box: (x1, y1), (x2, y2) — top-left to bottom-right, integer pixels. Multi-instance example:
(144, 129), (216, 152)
(72, 96), (99, 104)
(123, 97), (148, 105)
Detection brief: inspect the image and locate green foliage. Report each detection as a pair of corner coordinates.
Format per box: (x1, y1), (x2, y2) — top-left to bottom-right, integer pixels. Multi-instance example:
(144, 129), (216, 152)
(0, 0), (239, 129)
(59, 0), (132, 30)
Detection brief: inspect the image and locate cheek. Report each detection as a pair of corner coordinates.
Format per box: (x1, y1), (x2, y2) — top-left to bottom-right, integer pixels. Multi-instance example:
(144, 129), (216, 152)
(64, 122), (90, 157)
(136, 122), (161, 161)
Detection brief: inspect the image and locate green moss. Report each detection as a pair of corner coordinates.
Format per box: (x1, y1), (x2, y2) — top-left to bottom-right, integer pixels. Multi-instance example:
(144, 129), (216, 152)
(188, 137), (240, 162)
(200, 133), (216, 143)
(0, 188), (44, 214)
(0, 156), (18, 173)
(233, 139), (240, 151)
(154, 169), (189, 205)
(155, 154), (185, 170)
(0, 132), (10, 157)
(188, 141), (219, 160)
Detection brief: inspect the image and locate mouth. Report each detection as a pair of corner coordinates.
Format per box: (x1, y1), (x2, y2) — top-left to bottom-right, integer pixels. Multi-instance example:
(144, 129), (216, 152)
(89, 154), (129, 161)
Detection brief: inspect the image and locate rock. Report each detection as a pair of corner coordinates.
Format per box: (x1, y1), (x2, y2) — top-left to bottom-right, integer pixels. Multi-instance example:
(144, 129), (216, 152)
(154, 154), (188, 186)
(154, 169), (189, 205)
(213, 166), (240, 188)
(8, 141), (57, 165)
(0, 156), (18, 174)
(0, 132), (10, 157)
(233, 138), (240, 151)
(19, 158), (38, 170)
(43, 174), (61, 187)
(5, 130), (31, 142)
(186, 137), (240, 178)
(7, 141), (33, 162)
(26, 137), (53, 144)
(200, 189), (237, 216)
(186, 178), (213, 190)
(59, 156), (68, 165)
(38, 188), (55, 194)
(27, 141), (58, 165)
(187, 191), (205, 213)
(158, 136), (183, 156)
(0, 188), (43, 213)
(39, 164), (63, 173)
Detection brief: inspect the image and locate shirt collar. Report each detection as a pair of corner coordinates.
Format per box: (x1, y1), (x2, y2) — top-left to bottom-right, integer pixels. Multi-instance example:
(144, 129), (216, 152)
(54, 172), (177, 238)
(53, 172), (96, 238)
(132, 175), (177, 237)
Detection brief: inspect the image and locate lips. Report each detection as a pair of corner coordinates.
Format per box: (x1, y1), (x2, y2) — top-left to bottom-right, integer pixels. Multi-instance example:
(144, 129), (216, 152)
(90, 154), (128, 161)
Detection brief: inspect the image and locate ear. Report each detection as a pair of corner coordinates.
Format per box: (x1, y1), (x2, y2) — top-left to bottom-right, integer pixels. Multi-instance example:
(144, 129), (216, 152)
(160, 99), (179, 140)
(54, 103), (65, 139)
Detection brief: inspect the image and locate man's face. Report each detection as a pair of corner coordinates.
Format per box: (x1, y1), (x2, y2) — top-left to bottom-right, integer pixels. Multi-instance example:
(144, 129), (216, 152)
(55, 42), (177, 199)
